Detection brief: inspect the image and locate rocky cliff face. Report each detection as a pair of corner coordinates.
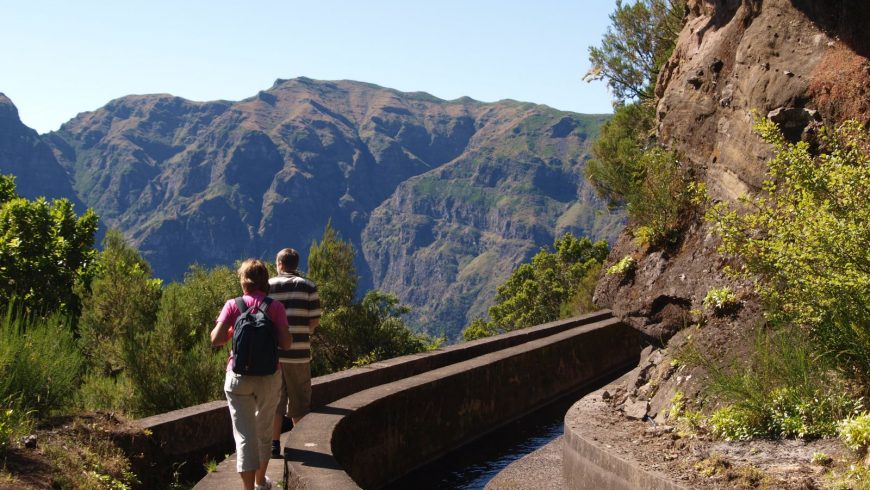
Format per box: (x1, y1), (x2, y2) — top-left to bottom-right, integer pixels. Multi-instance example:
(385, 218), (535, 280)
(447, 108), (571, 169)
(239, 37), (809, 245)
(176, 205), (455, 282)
(34, 79), (620, 339)
(596, 0), (870, 341)
(594, 0), (869, 415)
(0, 94), (82, 206)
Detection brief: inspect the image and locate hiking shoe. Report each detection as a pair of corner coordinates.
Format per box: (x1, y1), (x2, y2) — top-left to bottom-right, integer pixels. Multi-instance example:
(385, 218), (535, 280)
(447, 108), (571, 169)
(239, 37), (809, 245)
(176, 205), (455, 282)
(271, 440), (281, 459)
(255, 475), (272, 490)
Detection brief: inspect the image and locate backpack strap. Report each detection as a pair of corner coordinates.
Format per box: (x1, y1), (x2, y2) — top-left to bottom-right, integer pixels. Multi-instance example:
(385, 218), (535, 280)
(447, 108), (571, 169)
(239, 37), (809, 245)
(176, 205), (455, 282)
(234, 297), (248, 314)
(257, 296), (272, 314)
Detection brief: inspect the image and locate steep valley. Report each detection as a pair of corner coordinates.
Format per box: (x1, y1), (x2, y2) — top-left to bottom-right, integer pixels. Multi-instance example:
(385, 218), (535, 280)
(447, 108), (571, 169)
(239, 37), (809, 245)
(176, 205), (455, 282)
(0, 79), (622, 339)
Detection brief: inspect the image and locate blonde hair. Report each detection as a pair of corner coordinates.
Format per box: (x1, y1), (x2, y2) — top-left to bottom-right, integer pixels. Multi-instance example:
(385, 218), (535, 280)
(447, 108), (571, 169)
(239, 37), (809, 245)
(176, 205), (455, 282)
(237, 259), (270, 294)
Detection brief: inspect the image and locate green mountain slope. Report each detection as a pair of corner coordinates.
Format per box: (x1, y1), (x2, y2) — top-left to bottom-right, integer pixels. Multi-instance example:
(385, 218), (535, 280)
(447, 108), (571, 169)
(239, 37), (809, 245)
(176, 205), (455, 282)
(35, 78), (622, 339)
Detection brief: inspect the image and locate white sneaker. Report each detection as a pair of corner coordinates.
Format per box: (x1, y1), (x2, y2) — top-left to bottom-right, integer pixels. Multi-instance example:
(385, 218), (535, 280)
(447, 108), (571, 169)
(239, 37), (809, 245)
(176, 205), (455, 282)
(254, 475), (272, 490)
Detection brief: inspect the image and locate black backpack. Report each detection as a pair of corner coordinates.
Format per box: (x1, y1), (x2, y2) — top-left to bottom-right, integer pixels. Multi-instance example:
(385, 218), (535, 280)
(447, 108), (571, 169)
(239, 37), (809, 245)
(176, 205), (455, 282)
(231, 297), (278, 376)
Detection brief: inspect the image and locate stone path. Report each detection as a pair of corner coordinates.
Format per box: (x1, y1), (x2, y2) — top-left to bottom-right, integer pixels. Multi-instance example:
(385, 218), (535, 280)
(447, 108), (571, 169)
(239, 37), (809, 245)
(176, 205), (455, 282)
(485, 437), (566, 490)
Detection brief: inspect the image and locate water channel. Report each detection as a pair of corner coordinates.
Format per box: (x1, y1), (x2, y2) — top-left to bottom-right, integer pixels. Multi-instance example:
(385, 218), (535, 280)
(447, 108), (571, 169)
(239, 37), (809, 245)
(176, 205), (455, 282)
(384, 371), (623, 489)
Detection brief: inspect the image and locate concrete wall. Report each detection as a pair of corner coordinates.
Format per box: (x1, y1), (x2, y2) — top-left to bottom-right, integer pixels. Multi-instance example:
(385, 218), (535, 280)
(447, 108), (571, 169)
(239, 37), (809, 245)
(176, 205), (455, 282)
(283, 315), (640, 489)
(137, 310), (614, 487)
(135, 310), (610, 486)
(562, 373), (687, 490)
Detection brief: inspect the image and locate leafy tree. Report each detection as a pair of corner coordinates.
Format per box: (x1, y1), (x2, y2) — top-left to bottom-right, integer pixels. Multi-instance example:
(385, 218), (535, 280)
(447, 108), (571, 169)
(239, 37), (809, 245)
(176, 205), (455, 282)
(308, 221), (356, 309)
(584, 1), (691, 246)
(585, 0), (685, 104)
(307, 225), (436, 375)
(315, 291), (433, 374)
(706, 119), (870, 387)
(463, 234), (609, 341)
(77, 230), (162, 376)
(125, 264), (238, 415)
(0, 174), (98, 318)
(585, 102), (656, 206)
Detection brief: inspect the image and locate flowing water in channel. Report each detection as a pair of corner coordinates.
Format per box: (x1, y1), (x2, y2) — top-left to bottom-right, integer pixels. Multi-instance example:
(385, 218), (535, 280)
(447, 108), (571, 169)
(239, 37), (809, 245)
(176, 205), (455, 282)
(384, 372), (622, 490)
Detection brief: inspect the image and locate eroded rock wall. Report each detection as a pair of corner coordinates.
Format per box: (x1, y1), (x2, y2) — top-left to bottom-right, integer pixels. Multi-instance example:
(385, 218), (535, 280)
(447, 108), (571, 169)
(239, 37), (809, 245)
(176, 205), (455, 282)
(595, 0), (869, 345)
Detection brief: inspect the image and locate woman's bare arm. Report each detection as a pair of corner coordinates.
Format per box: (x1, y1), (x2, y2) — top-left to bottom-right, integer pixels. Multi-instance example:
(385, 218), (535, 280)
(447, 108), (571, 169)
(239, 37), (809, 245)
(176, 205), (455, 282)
(211, 321), (230, 347)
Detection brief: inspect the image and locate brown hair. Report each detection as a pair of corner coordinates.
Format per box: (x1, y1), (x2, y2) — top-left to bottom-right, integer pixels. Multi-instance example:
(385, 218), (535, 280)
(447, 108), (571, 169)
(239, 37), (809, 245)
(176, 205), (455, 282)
(276, 248), (299, 272)
(238, 259), (270, 294)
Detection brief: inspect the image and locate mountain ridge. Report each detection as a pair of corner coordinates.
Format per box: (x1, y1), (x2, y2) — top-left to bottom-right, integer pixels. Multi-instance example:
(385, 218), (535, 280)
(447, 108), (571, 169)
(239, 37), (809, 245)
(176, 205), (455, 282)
(1, 78), (622, 338)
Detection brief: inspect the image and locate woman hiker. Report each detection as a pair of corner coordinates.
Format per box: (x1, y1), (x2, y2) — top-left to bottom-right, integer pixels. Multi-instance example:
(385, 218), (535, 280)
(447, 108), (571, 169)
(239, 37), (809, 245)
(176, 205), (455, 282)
(211, 259), (293, 490)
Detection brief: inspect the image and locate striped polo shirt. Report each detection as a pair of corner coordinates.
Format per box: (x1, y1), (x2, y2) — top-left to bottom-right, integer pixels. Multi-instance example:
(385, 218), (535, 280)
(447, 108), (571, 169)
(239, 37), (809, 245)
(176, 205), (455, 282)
(268, 272), (322, 364)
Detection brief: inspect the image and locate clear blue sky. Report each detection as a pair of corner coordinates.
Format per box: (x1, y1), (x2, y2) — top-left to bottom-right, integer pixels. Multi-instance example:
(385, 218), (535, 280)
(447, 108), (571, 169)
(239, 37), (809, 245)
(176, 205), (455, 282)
(1, 0), (618, 134)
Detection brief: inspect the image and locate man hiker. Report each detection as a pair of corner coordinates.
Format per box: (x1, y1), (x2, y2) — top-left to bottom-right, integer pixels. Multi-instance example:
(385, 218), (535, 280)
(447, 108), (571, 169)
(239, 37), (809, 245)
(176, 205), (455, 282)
(269, 248), (322, 457)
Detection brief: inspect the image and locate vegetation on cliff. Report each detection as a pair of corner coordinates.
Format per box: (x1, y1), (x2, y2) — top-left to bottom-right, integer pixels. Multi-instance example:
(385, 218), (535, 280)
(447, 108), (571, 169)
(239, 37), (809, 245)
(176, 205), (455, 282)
(589, 0), (870, 485)
(585, 0), (692, 247)
(462, 233), (608, 341)
(690, 119), (870, 442)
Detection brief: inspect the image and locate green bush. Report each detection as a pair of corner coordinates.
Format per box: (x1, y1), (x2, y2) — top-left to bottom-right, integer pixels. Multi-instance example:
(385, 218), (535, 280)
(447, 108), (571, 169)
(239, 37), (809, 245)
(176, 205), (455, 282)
(606, 255), (636, 276)
(707, 119), (870, 386)
(78, 230), (162, 376)
(314, 291), (437, 375)
(586, 106), (693, 246)
(585, 102), (655, 206)
(78, 372), (136, 415)
(626, 147), (693, 245)
(703, 287), (738, 314)
(124, 265), (237, 416)
(463, 233), (609, 341)
(839, 413), (870, 452)
(0, 401), (33, 456)
(698, 328), (863, 441)
(0, 303), (84, 417)
(0, 174), (98, 319)
(309, 225), (439, 375)
(709, 405), (765, 441)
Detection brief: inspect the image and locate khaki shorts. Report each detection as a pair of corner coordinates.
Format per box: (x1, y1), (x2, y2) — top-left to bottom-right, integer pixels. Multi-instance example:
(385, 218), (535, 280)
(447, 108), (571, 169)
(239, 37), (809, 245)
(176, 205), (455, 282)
(276, 362), (311, 419)
(224, 370), (281, 472)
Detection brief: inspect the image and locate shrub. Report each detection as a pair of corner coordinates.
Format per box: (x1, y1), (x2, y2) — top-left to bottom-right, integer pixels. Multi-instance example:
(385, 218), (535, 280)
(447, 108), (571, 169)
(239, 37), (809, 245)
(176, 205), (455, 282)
(632, 225), (655, 247)
(0, 174), (98, 319)
(709, 405), (765, 441)
(585, 102), (655, 206)
(693, 327), (863, 441)
(0, 402), (33, 456)
(627, 147), (693, 245)
(314, 291), (437, 375)
(811, 451), (833, 466)
(119, 266), (241, 416)
(828, 463), (870, 490)
(124, 265), (237, 416)
(78, 230), (162, 377)
(78, 373), (136, 415)
(703, 287), (738, 314)
(0, 408), (12, 454)
(462, 234), (609, 340)
(607, 255), (636, 275)
(587, 113), (694, 247)
(839, 413), (870, 452)
(0, 303), (83, 417)
(707, 119), (870, 385)
(461, 318), (498, 342)
(309, 225), (438, 374)
(667, 391), (706, 437)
